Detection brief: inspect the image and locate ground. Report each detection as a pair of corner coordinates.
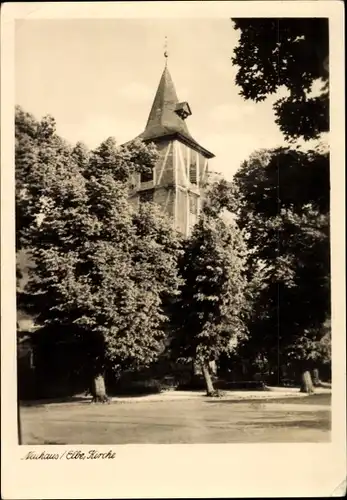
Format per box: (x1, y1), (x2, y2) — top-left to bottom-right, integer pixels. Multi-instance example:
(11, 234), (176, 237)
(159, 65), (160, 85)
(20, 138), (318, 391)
(20, 392), (331, 444)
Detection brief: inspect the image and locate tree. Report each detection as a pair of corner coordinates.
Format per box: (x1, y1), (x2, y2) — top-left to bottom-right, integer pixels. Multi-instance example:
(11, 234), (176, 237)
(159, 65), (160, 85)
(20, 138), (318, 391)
(232, 148), (330, 391)
(16, 108), (182, 401)
(172, 182), (249, 396)
(71, 141), (90, 173)
(230, 21), (330, 392)
(231, 18), (329, 141)
(15, 107), (43, 250)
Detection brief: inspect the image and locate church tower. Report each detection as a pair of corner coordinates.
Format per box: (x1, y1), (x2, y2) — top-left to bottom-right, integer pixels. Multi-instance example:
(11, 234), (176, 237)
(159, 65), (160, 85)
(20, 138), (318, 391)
(129, 56), (214, 237)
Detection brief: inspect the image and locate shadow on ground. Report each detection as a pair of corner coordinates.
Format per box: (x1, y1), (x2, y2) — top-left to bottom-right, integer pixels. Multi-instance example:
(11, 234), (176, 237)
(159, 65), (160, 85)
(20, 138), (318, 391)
(234, 418), (331, 431)
(20, 396), (90, 407)
(204, 394), (331, 406)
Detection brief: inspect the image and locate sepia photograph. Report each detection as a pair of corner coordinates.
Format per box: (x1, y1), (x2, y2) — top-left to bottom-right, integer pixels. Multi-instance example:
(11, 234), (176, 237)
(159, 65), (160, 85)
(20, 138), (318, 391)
(1, 2), (345, 499)
(15, 15), (332, 445)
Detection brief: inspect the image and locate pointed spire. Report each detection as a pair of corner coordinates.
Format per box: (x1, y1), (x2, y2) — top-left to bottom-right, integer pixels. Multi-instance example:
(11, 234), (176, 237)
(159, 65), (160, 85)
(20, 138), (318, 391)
(136, 53), (214, 159)
(141, 65), (191, 140)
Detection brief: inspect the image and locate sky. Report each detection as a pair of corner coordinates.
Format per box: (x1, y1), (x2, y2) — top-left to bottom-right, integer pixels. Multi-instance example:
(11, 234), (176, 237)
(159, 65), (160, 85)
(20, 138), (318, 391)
(15, 18), (289, 180)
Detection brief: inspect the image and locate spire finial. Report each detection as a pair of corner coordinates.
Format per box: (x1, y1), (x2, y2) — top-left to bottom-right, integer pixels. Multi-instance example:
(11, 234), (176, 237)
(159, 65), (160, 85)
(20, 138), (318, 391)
(164, 36), (168, 65)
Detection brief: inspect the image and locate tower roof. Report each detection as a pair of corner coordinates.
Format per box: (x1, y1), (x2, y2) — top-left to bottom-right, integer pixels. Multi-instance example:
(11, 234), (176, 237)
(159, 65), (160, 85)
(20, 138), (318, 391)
(137, 66), (214, 159)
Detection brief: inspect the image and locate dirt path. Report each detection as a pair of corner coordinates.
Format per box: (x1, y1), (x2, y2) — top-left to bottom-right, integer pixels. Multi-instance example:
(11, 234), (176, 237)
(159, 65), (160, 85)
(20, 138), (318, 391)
(20, 396), (331, 445)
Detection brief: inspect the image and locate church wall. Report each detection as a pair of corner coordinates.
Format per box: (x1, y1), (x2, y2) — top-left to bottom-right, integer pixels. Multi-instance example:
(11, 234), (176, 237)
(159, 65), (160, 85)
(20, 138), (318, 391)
(175, 187), (189, 235)
(175, 141), (209, 189)
(188, 192), (199, 234)
(197, 152), (209, 187)
(133, 140), (209, 237)
(153, 139), (175, 186)
(175, 142), (190, 187)
(153, 186), (175, 219)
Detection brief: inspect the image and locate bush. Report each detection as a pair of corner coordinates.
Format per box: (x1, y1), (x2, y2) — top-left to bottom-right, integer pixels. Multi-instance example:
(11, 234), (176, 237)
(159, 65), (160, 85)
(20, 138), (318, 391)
(113, 378), (163, 396)
(109, 370), (179, 396)
(215, 380), (267, 391)
(176, 374), (218, 391)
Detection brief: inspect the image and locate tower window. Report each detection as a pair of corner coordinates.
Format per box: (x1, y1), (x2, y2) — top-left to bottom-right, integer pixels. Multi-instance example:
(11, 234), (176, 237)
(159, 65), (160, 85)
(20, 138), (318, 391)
(139, 189), (154, 204)
(189, 162), (197, 184)
(175, 102), (192, 121)
(140, 168), (154, 183)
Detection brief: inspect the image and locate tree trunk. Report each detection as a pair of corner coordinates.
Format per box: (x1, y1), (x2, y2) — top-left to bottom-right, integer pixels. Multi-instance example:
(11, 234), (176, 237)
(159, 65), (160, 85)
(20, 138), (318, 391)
(300, 370), (315, 394)
(201, 362), (215, 396)
(312, 368), (321, 387)
(91, 373), (109, 403)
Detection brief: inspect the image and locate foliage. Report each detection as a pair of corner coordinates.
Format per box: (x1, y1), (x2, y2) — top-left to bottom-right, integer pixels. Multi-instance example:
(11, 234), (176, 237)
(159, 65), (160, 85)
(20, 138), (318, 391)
(86, 136), (157, 183)
(203, 178), (235, 218)
(230, 19), (331, 378)
(171, 183), (249, 368)
(71, 141), (90, 173)
(231, 147), (331, 370)
(231, 18), (329, 140)
(16, 106), (182, 385)
(287, 319), (331, 365)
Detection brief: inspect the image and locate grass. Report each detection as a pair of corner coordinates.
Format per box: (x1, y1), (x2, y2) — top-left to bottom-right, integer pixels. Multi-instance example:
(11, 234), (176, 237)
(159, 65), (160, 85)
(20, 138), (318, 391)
(20, 394), (331, 445)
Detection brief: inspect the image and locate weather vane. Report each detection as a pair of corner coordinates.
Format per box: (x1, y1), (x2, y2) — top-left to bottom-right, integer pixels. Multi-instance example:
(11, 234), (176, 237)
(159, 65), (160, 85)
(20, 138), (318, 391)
(164, 36), (168, 64)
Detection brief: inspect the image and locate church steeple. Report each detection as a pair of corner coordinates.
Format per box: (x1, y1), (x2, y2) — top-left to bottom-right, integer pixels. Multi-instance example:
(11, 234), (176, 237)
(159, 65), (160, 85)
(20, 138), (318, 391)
(138, 64), (213, 159)
(140, 66), (192, 142)
(129, 56), (214, 237)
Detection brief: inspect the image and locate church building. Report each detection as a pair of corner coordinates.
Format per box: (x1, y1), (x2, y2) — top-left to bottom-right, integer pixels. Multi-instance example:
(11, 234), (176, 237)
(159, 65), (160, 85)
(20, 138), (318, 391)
(129, 56), (214, 237)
